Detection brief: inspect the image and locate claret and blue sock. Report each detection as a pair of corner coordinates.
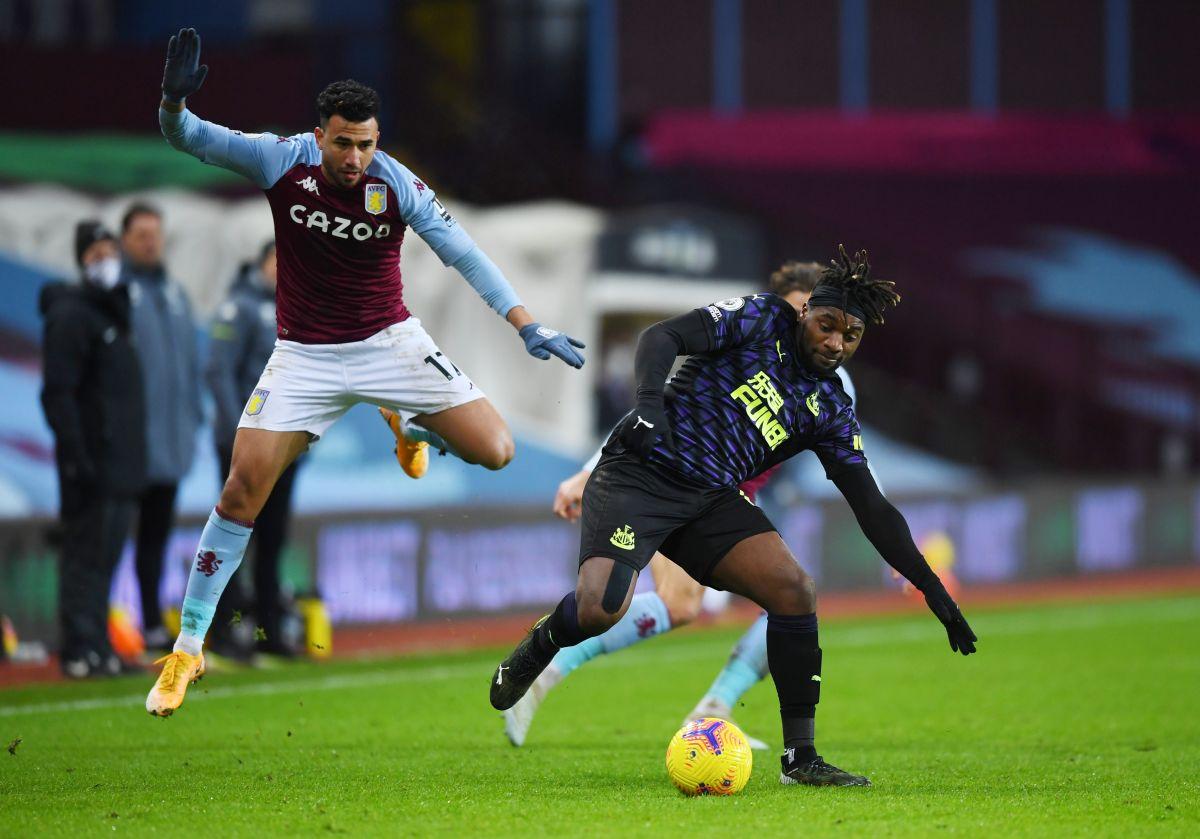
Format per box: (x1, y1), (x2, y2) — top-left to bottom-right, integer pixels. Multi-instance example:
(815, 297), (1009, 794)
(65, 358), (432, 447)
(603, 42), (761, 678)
(173, 507), (253, 656)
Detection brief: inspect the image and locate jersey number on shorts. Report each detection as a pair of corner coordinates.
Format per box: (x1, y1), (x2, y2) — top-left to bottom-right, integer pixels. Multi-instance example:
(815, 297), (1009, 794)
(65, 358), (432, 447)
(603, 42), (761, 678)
(424, 352), (462, 381)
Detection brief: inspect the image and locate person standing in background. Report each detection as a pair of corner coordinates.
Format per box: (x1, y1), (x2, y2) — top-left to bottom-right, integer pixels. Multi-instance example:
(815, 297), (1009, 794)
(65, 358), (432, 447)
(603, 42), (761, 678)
(206, 242), (301, 657)
(40, 222), (146, 678)
(121, 203), (203, 653)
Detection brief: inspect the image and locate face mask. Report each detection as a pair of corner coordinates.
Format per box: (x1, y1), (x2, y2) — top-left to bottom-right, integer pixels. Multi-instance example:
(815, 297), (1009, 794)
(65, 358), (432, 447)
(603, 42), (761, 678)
(84, 256), (122, 289)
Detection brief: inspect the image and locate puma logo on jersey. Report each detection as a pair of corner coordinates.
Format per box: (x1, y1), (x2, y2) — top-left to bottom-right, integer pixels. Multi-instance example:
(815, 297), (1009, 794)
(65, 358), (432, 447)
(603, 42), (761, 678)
(296, 176), (320, 195)
(289, 204), (392, 241)
(633, 415), (655, 430)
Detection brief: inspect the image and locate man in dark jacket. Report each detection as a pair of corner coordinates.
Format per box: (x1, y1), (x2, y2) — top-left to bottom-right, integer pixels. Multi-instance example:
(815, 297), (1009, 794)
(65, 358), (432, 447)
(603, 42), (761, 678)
(206, 242), (301, 655)
(120, 202), (203, 652)
(40, 221), (147, 678)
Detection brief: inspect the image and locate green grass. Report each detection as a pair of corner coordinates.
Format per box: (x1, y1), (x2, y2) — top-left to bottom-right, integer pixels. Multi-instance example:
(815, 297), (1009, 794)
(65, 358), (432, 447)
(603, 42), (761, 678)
(2, 595), (1198, 837)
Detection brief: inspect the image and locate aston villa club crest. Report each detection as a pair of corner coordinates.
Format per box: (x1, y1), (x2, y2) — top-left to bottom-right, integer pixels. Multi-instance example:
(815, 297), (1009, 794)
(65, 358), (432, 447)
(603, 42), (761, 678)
(244, 387), (269, 416)
(365, 183), (387, 215)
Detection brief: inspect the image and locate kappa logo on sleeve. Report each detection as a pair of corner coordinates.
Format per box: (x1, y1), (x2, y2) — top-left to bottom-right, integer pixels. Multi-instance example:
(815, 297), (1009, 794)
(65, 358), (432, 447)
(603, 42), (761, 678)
(244, 388), (270, 416)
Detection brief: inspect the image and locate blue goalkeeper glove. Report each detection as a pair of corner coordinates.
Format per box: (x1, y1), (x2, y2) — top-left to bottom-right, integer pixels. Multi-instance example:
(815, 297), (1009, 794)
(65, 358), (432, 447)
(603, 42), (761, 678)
(519, 323), (586, 369)
(162, 27), (209, 104)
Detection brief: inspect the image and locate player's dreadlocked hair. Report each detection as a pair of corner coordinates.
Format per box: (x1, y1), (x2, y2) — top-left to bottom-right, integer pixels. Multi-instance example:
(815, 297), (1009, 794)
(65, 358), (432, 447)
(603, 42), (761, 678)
(317, 80), (381, 126)
(768, 261), (825, 296)
(810, 244), (901, 326)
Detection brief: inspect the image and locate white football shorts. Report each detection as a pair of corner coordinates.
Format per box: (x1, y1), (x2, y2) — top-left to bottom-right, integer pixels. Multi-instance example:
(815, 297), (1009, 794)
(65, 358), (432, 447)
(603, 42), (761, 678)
(237, 318), (484, 439)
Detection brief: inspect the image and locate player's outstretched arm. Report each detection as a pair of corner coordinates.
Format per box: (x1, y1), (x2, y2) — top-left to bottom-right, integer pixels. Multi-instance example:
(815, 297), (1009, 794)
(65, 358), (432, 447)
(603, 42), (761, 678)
(832, 468), (978, 655)
(445, 248), (585, 369)
(157, 27), (301, 189)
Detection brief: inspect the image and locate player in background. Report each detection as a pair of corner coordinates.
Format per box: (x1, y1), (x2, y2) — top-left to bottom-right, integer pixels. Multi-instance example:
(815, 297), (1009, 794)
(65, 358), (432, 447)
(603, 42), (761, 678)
(503, 262), (870, 750)
(146, 29), (584, 716)
(491, 247), (977, 787)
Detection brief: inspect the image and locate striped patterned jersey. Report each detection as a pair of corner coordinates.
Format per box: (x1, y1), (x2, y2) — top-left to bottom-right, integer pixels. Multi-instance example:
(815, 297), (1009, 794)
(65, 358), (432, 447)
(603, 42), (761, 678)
(635, 293), (868, 489)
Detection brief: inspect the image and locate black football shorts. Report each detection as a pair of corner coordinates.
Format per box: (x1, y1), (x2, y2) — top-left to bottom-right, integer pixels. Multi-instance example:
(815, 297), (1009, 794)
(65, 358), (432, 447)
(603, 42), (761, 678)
(577, 452), (776, 587)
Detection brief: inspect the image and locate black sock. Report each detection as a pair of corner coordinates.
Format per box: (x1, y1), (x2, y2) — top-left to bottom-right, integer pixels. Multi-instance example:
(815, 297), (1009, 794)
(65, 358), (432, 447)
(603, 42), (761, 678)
(766, 613), (821, 762)
(535, 592), (585, 656)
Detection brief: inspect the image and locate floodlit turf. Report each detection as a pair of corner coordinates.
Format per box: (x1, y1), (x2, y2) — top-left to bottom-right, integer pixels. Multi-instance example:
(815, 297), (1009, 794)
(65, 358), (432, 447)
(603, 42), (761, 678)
(1, 595), (1198, 837)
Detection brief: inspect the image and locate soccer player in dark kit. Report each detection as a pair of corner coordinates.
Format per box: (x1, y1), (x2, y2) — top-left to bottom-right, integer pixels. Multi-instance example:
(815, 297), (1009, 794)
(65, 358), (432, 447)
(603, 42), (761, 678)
(490, 247), (978, 787)
(145, 29), (585, 716)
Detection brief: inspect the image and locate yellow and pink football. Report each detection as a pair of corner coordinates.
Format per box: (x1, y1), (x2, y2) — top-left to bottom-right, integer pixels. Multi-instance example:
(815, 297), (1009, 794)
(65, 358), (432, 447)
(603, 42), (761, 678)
(665, 717), (753, 796)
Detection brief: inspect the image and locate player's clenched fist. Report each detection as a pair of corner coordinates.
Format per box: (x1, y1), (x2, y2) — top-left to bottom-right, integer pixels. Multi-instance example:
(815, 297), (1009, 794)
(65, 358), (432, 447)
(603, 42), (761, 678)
(162, 27), (209, 103)
(552, 469), (591, 522)
(618, 400), (674, 461)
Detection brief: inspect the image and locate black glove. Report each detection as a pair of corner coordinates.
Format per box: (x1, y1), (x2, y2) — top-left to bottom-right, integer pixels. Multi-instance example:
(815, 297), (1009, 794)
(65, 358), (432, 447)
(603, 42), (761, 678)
(617, 401), (674, 461)
(922, 579), (977, 655)
(162, 27), (209, 103)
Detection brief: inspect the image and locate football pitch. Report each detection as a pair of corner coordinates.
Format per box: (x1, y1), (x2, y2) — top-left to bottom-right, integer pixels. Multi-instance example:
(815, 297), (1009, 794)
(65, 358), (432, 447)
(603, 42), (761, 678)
(2, 594), (1197, 836)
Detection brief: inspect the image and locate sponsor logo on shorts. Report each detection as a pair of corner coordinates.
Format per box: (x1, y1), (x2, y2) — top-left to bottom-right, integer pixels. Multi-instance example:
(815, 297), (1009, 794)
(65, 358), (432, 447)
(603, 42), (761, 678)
(245, 387), (270, 416)
(610, 525), (636, 551)
(365, 183), (387, 215)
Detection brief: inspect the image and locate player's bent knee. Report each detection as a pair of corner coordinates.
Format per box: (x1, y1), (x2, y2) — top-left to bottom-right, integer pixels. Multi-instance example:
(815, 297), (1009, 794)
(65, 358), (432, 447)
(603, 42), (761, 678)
(576, 599), (621, 636)
(220, 466), (268, 520)
(474, 431), (514, 471)
(773, 567), (816, 614)
(488, 435), (515, 470)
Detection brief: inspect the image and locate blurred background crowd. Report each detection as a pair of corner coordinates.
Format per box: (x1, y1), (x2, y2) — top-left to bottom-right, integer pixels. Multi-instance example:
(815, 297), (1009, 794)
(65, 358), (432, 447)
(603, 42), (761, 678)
(1, 0), (1198, 676)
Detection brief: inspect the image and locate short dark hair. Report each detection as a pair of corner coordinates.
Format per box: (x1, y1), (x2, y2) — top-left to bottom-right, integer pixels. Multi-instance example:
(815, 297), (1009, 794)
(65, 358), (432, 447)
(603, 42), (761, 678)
(769, 261), (825, 296)
(317, 80), (381, 126)
(121, 201), (162, 233)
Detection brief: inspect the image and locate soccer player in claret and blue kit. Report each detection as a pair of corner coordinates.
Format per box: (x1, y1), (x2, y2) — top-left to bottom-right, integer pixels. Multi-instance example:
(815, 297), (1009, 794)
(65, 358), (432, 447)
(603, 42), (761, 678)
(490, 246), (978, 787)
(145, 28), (586, 716)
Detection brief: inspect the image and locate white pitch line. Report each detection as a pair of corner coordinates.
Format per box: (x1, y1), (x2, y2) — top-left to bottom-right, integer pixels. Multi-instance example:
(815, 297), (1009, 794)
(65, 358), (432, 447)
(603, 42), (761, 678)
(1, 597), (1196, 718)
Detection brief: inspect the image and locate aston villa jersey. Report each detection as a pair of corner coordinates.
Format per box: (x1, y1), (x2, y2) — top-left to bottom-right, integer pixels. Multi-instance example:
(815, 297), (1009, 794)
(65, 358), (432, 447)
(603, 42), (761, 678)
(160, 108), (474, 343)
